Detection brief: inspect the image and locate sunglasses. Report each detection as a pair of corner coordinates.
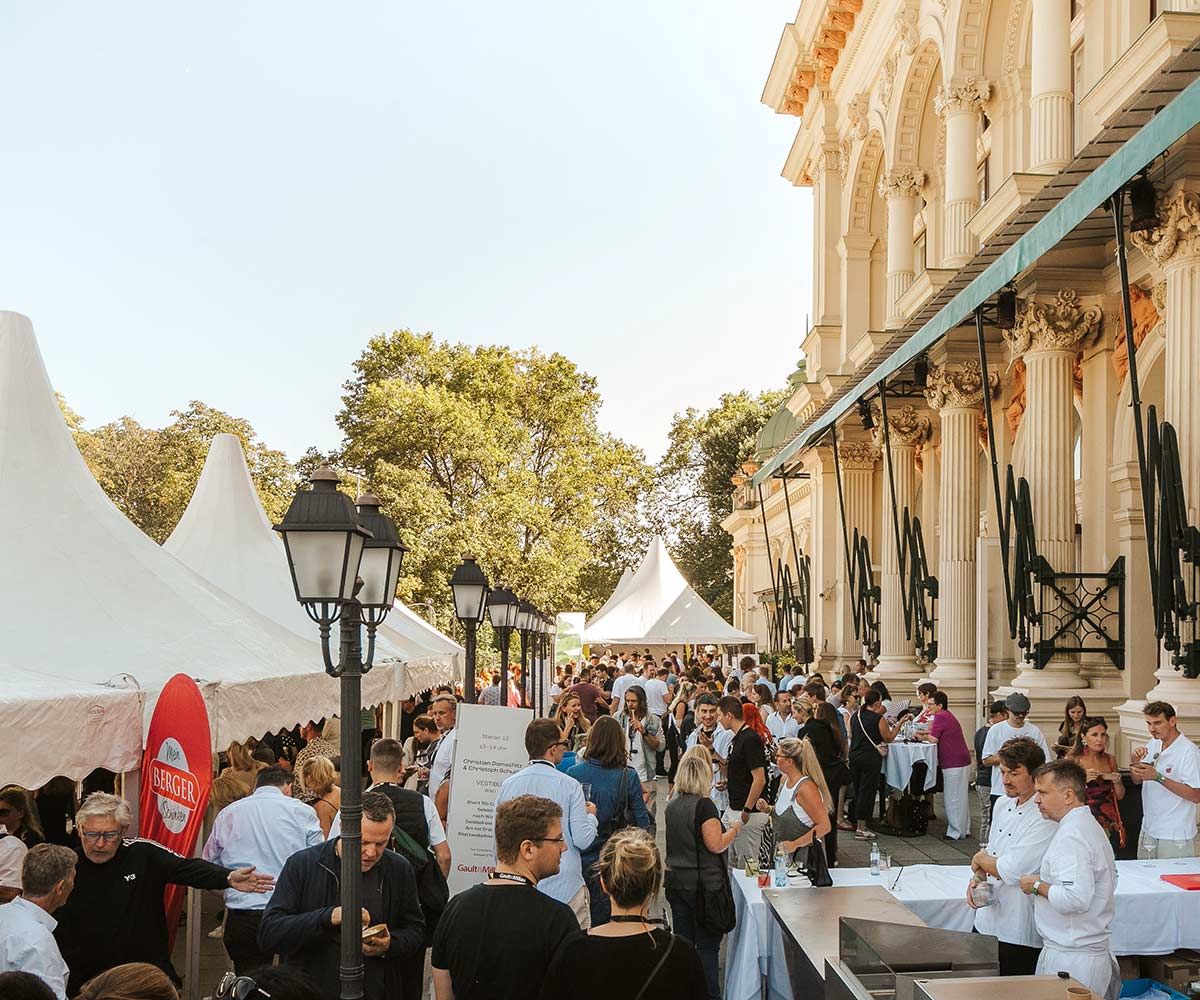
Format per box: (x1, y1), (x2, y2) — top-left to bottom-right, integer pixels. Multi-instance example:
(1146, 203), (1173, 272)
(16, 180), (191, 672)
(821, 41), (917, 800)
(214, 973), (271, 1000)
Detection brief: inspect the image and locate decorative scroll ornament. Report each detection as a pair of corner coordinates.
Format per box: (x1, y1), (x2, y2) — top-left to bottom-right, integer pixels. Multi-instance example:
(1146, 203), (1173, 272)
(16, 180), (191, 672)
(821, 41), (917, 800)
(879, 51), (899, 109)
(897, 4), (919, 56)
(837, 440), (880, 470)
(878, 168), (926, 200)
(838, 137), (852, 180)
(934, 77), (991, 118)
(872, 403), (932, 449)
(848, 93), (870, 140)
(1130, 183), (1200, 265)
(1004, 289), (1104, 356)
(924, 360), (1000, 411)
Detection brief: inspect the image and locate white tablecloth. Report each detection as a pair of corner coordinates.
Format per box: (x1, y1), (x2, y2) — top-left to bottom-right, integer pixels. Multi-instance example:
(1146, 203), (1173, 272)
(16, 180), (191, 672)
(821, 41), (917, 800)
(884, 741), (938, 791)
(724, 858), (1200, 1000)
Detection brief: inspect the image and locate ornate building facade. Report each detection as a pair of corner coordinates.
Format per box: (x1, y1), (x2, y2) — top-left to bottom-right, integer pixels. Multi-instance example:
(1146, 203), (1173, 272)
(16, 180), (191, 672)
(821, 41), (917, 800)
(723, 0), (1200, 754)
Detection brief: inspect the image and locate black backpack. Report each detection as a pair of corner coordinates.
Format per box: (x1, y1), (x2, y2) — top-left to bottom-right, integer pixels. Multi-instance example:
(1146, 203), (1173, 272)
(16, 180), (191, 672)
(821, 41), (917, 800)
(390, 824), (450, 941)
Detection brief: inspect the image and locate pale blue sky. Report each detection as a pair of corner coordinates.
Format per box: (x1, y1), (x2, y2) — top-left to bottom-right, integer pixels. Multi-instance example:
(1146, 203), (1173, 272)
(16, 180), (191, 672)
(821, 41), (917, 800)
(1, 2), (812, 463)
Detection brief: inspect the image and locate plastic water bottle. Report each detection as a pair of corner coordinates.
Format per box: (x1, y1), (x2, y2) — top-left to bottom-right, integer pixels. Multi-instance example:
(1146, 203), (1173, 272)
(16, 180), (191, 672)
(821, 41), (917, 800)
(774, 846), (788, 887)
(870, 842), (881, 876)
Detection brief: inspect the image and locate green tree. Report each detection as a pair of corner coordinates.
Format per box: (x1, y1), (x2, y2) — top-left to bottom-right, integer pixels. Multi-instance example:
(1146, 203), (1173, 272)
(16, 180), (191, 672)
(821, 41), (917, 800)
(338, 330), (652, 625)
(64, 399), (298, 542)
(649, 389), (789, 620)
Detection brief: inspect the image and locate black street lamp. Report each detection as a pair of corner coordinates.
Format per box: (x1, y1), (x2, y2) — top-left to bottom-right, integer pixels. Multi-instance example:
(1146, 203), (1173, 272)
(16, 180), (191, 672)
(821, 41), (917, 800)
(516, 600), (536, 708)
(449, 556), (490, 703)
(533, 611), (548, 716)
(487, 585), (519, 703)
(274, 468), (405, 1000)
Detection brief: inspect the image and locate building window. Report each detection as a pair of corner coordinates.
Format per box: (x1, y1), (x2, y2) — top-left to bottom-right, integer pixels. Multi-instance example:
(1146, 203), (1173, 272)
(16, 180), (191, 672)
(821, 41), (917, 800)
(977, 158), (990, 204)
(1072, 43), (1086, 154)
(914, 232), (927, 276)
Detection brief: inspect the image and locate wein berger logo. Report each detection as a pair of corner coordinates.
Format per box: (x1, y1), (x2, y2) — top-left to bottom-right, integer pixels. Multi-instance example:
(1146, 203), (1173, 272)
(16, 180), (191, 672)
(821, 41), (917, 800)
(150, 737), (200, 834)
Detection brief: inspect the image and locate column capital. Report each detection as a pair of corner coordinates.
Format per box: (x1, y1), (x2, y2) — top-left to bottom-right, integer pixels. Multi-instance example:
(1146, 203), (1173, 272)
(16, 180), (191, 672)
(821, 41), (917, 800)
(1004, 289), (1104, 356)
(934, 77), (991, 119)
(878, 168), (926, 200)
(925, 359), (999, 410)
(837, 440), (881, 470)
(1130, 182), (1200, 267)
(871, 402), (932, 449)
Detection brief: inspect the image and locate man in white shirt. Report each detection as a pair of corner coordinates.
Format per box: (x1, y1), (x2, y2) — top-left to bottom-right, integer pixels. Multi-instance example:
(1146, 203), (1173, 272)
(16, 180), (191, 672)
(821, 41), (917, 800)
(980, 692), (1051, 812)
(1131, 700), (1200, 859)
(1019, 758), (1119, 1000)
(0, 830), (27, 904)
(0, 844), (76, 998)
(611, 662), (638, 707)
(687, 693), (734, 812)
(967, 737), (1056, 976)
(203, 766), (325, 973)
(754, 667), (777, 697)
(766, 689), (799, 741)
(496, 719), (598, 927)
(428, 694), (458, 822)
(643, 668), (670, 717)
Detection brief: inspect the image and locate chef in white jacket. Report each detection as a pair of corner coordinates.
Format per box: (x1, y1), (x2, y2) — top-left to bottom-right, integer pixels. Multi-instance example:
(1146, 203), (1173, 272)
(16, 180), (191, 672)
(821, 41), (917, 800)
(967, 736), (1056, 976)
(1019, 758), (1119, 1000)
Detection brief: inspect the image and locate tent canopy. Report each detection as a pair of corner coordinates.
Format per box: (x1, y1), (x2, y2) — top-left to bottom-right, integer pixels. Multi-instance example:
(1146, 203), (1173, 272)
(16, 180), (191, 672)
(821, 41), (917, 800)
(164, 434), (461, 697)
(584, 566), (633, 629)
(0, 311), (400, 756)
(582, 536), (756, 646)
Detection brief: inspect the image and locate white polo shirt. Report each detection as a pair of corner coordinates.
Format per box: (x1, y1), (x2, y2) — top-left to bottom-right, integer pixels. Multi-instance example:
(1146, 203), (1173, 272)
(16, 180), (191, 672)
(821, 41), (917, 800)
(1141, 734), (1200, 841)
(981, 720), (1052, 796)
(428, 728), (457, 800)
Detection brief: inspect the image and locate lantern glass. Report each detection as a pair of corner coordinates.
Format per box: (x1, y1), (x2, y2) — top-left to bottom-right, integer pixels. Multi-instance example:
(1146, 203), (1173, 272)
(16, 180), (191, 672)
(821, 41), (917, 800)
(358, 545), (399, 609)
(450, 557), (490, 624)
(488, 587), (519, 630)
(281, 528), (365, 605)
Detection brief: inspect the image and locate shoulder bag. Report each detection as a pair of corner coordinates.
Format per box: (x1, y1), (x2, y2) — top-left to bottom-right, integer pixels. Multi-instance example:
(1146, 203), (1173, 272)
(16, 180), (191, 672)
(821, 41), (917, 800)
(692, 799), (736, 934)
(631, 933), (676, 1000)
(597, 766), (634, 840)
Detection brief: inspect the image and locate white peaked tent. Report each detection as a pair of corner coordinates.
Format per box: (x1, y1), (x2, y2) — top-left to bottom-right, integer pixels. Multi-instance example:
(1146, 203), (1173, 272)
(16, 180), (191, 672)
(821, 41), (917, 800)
(582, 536), (756, 646)
(164, 434), (461, 697)
(584, 566), (633, 629)
(0, 311), (400, 764)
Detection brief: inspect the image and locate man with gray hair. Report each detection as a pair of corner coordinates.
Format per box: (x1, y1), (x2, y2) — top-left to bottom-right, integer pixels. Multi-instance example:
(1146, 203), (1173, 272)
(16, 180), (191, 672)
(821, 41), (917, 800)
(0, 844), (76, 998)
(53, 792), (275, 995)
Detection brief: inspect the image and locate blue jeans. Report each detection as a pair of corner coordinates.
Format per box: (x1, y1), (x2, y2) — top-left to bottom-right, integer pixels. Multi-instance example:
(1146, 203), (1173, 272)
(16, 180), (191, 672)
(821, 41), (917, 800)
(666, 887), (722, 999)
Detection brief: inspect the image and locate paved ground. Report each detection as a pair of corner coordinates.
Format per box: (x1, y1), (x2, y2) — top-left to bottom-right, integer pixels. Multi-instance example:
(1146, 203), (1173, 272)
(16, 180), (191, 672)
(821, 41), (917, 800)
(175, 779), (987, 998)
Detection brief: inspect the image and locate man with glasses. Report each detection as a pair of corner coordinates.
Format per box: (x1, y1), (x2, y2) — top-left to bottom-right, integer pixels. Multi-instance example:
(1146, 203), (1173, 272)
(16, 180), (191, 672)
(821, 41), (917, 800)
(495, 720), (597, 927)
(54, 793), (274, 995)
(980, 693), (1051, 816)
(432, 795), (578, 1000)
(428, 695), (458, 823)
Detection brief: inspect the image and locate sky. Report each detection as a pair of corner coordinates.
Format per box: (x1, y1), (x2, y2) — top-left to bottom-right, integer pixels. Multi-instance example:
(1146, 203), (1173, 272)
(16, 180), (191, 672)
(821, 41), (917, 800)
(1, 2), (812, 464)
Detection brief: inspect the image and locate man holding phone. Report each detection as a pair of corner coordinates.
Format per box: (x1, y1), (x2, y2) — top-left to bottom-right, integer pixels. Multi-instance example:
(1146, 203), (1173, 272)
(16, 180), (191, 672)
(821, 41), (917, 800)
(687, 693), (733, 812)
(1131, 701), (1200, 859)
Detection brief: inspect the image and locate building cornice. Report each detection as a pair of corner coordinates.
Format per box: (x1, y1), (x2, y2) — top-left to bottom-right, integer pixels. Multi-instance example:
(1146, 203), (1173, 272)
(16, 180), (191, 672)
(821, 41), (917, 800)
(760, 1), (865, 120)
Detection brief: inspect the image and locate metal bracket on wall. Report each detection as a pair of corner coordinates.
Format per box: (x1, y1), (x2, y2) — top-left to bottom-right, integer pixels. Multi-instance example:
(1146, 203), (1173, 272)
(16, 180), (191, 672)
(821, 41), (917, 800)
(829, 424), (881, 659)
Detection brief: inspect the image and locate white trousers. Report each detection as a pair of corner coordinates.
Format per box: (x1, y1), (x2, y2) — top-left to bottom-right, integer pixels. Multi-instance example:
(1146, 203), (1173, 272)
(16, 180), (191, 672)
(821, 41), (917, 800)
(724, 809), (768, 867)
(1036, 946), (1119, 1000)
(941, 766), (971, 840)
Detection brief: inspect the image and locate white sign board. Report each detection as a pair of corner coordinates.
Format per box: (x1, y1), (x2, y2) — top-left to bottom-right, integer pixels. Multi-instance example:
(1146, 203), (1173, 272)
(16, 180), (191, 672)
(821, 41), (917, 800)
(445, 703), (533, 896)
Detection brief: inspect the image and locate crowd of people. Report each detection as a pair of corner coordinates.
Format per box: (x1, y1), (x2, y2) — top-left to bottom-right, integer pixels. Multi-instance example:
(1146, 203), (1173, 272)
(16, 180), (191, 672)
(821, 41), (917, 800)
(2, 651), (1200, 1000)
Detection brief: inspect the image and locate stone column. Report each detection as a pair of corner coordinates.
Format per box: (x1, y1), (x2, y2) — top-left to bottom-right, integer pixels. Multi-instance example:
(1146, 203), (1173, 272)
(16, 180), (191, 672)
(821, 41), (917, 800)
(1004, 290), (1103, 694)
(836, 441), (878, 661)
(935, 78), (990, 268)
(1132, 184), (1200, 717)
(813, 143), (845, 328)
(879, 169), (926, 329)
(1030, 0), (1073, 174)
(873, 405), (932, 683)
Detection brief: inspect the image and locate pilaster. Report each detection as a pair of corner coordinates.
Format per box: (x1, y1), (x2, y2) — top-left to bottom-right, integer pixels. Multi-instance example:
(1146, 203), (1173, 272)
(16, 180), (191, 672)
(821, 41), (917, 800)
(935, 78), (990, 268)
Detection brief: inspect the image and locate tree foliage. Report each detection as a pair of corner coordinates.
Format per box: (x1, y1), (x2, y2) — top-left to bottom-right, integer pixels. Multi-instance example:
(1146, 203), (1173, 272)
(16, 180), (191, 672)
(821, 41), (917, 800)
(63, 399), (298, 543)
(648, 389), (789, 621)
(337, 330), (652, 625)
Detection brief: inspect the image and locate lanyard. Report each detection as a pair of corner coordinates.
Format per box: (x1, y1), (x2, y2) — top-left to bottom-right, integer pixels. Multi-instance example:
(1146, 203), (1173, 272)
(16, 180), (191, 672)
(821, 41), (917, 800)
(489, 871), (535, 887)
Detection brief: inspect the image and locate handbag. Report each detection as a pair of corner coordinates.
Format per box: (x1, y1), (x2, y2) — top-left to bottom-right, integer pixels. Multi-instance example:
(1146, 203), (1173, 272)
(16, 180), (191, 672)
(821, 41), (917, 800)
(631, 933), (676, 1000)
(692, 800), (736, 934)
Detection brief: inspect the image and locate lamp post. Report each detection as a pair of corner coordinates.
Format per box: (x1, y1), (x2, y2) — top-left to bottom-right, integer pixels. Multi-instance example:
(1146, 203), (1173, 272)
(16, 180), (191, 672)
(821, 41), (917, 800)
(516, 600), (536, 708)
(487, 586), (519, 704)
(449, 556), (489, 704)
(534, 612), (549, 716)
(274, 469), (406, 1000)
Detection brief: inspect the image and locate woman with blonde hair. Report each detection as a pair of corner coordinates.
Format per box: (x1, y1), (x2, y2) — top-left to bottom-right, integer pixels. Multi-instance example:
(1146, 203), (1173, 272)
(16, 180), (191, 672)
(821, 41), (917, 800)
(665, 681), (696, 795)
(538, 829), (708, 1000)
(301, 756), (340, 838)
(758, 737), (833, 870)
(663, 747), (740, 998)
(76, 962), (179, 1000)
(208, 740), (266, 817)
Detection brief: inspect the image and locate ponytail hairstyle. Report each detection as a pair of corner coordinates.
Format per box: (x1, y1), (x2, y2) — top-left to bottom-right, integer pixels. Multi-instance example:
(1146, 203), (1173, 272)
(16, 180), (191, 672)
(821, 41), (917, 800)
(597, 827), (662, 910)
(775, 737), (834, 813)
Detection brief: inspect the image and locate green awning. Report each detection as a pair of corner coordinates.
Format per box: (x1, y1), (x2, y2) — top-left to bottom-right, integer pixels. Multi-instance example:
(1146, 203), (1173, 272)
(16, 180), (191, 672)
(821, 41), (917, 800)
(753, 40), (1200, 488)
